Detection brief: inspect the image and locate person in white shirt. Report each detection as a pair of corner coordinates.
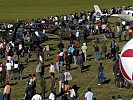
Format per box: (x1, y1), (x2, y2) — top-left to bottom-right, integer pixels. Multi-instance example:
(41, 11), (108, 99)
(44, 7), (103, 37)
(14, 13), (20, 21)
(76, 30), (80, 41)
(31, 94), (42, 100)
(6, 60), (12, 82)
(49, 62), (55, 78)
(95, 25), (99, 35)
(85, 88), (93, 100)
(18, 43), (23, 56)
(81, 43), (87, 61)
(49, 91), (55, 100)
(70, 87), (76, 100)
(0, 42), (3, 49)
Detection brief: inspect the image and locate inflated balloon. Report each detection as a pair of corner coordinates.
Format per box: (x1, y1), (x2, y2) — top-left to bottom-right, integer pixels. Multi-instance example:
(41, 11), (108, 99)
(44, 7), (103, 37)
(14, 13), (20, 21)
(120, 39), (133, 84)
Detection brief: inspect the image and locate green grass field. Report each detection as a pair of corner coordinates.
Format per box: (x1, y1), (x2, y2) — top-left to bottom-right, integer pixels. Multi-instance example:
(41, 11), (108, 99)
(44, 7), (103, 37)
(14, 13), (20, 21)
(0, 0), (133, 100)
(0, 0), (132, 21)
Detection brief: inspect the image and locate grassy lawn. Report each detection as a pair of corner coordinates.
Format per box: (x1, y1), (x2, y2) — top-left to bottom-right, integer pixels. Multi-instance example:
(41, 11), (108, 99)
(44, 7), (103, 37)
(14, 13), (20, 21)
(0, 0), (132, 21)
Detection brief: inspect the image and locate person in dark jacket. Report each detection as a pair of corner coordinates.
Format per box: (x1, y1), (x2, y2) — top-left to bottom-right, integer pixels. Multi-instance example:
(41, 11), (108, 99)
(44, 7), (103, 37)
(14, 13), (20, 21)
(65, 53), (71, 70)
(58, 41), (64, 52)
(73, 48), (79, 65)
(77, 54), (83, 73)
(98, 63), (104, 85)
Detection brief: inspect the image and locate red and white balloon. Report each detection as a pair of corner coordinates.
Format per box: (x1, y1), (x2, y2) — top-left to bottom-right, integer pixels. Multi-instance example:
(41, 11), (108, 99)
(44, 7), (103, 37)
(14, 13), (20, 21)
(120, 39), (133, 84)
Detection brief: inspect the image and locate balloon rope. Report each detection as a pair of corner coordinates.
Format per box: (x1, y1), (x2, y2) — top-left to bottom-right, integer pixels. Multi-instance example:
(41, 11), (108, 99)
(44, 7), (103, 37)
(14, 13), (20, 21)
(79, 58), (114, 97)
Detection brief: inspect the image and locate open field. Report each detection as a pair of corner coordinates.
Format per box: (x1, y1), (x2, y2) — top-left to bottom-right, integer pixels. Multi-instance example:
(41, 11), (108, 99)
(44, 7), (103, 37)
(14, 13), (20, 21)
(0, 0), (132, 21)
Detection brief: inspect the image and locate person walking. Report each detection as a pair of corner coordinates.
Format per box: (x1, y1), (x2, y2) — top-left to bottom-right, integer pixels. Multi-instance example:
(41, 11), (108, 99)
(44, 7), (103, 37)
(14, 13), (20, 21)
(58, 70), (65, 94)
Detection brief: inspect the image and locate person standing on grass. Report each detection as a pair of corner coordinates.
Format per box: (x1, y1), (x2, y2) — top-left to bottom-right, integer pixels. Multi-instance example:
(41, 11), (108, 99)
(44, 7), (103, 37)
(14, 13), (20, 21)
(3, 81), (11, 100)
(55, 52), (60, 73)
(111, 26), (115, 38)
(58, 40), (64, 52)
(49, 91), (55, 100)
(45, 44), (50, 57)
(93, 43), (99, 61)
(2, 65), (6, 86)
(36, 62), (42, 80)
(13, 61), (19, 80)
(98, 63), (104, 85)
(49, 62), (55, 78)
(77, 54), (83, 73)
(41, 77), (46, 99)
(84, 87), (93, 100)
(58, 70), (65, 94)
(70, 87), (76, 100)
(81, 43), (87, 61)
(23, 46), (30, 64)
(101, 42), (107, 60)
(31, 93), (42, 100)
(123, 30), (127, 41)
(73, 48), (79, 65)
(65, 53), (71, 70)
(6, 60), (12, 82)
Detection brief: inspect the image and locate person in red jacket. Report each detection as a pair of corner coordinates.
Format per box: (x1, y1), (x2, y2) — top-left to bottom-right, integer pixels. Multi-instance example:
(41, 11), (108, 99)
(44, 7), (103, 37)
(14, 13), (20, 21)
(56, 53), (60, 73)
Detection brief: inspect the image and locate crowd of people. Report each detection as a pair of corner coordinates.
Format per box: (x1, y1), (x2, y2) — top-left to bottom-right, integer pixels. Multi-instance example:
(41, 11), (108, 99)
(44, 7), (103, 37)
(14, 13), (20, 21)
(0, 5), (132, 100)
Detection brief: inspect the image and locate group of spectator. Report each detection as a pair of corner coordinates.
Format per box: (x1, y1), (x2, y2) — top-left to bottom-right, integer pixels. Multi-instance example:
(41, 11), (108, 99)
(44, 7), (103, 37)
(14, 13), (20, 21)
(0, 5), (132, 100)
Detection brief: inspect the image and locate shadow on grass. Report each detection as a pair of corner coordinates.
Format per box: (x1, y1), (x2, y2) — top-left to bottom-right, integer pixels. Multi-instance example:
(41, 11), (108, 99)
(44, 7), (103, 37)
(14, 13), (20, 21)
(70, 67), (78, 71)
(50, 48), (56, 51)
(22, 76), (29, 80)
(41, 43), (54, 46)
(10, 82), (17, 86)
(45, 64), (50, 68)
(82, 65), (91, 73)
(45, 58), (53, 61)
(102, 79), (111, 84)
(87, 54), (93, 57)
(29, 59), (37, 63)
(48, 38), (60, 41)
(44, 76), (51, 80)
